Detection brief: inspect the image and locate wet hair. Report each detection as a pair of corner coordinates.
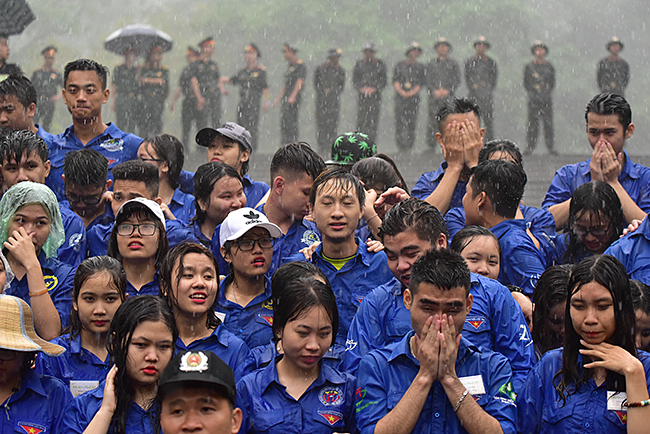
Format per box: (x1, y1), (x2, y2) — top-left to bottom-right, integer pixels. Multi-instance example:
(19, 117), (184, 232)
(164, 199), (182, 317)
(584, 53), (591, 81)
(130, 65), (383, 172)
(468, 160), (526, 219)
(450, 225), (501, 259)
(271, 261), (331, 300)
(309, 166), (365, 210)
(631, 279), (650, 316)
(379, 197), (449, 244)
(478, 139), (523, 167)
(272, 276), (339, 347)
(68, 256), (127, 338)
(269, 142), (325, 183)
(64, 59), (109, 90)
(192, 162), (242, 225)
(410, 248), (471, 296)
(350, 153), (409, 194)
(141, 134), (185, 189)
(585, 93), (632, 132)
(107, 295), (177, 434)
(112, 159), (160, 198)
(436, 97), (481, 131)
(107, 203), (169, 268)
(565, 181), (623, 263)
(555, 255), (636, 403)
(532, 264), (571, 356)
(63, 148), (109, 188)
(0, 74), (37, 108)
(159, 242), (221, 330)
(1, 129), (48, 167)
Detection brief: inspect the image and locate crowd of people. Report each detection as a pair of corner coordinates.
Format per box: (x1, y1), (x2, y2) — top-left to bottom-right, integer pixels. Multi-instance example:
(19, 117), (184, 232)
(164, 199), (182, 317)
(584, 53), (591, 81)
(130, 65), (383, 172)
(0, 39), (648, 434)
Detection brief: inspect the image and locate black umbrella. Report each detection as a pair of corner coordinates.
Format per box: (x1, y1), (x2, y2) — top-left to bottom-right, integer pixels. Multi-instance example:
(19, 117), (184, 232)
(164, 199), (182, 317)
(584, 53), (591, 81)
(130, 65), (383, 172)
(0, 0), (36, 36)
(104, 24), (173, 57)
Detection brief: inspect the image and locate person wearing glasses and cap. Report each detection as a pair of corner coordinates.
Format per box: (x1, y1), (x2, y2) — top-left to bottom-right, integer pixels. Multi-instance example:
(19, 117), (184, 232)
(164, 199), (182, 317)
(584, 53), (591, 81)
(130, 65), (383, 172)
(273, 43), (307, 145)
(393, 42), (426, 151)
(314, 48), (346, 153)
(426, 37), (461, 148)
(219, 43), (270, 150)
(0, 294), (73, 434)
(524, 40), (556, 156)
(598, 36), (630, 97)
(353, 42), (387, 143)
(465, 36), (498, 141)
(31, 46), (62, 132)
(189, 37), (223, 130)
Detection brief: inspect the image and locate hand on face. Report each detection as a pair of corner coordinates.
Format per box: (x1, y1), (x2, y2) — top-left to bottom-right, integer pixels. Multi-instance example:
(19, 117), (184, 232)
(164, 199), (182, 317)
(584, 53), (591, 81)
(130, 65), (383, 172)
(413, 314), (460, 384)
(4, 227), (39, 266)
(460, 120), (483, 169)
(580, 339), (643, 378)
(441, 122), (464, 170)
(590, 141), (623, 184)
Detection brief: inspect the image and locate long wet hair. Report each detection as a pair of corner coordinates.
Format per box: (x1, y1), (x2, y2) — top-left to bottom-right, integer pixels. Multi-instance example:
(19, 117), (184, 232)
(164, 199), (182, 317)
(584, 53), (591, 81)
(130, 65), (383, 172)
(350, 153), (409, 194)
(532, 264), (571, 356)
(450, 225), (501, 259)
(554, 255), (636, 404)
(107, 295), (177, 434)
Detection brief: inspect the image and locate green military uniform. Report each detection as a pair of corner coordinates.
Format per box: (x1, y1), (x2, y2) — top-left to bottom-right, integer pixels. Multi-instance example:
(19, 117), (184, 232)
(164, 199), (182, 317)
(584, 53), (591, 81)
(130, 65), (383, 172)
(31, 68), (62, 131)
(113, 64), (139, 133)
(281, 58), (306, 144)
(426, 40), (460, 148)
(189, 59), (221, 129)
(353, 44), (387, 142)
(524, 42), (555, 154)
(314, 50), (345, 152)
(597, 57), (629, 96)
(179, 62), (197, 145)
(230, 65), (268, 150)
(465, 37), (498, 141)
(138, 65), (169, 137)
(393, 46), (426, 151)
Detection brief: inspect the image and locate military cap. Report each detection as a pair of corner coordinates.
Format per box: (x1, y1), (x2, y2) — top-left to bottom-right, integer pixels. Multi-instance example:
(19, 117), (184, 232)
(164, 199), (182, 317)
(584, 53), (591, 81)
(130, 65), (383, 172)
(283, 42), (298, 53)
(531, 40), (548, 55)
(361, 42), (377, 52)
(199, 37), (215, 47)
(473, 36), (491, 49)
(606, 36), (624, 51)
(186, 46), (200, 56)
(405, 42), (422, 56)
(434, 37), (452, 50)
(328, 48), (343, 58)
(245, 43), (261, 58)
(41, 46), (57, 56)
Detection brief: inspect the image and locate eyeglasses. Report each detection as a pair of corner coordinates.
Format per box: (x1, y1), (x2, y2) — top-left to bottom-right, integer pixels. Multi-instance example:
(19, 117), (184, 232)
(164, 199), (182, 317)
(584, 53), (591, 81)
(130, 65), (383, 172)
(572, 224), (610, 238)
(139, 156), (165, 163)
(232, 237), (274, 251)
(65, 193), (103, 205)
(0, 349), (17, 361)
(117, 223), (158, 237)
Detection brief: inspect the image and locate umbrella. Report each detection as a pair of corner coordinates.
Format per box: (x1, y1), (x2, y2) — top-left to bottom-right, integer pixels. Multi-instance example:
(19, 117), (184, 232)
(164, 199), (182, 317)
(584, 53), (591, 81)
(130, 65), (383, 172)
(0, 0), (35, 36)
(104, 24), (173, 57)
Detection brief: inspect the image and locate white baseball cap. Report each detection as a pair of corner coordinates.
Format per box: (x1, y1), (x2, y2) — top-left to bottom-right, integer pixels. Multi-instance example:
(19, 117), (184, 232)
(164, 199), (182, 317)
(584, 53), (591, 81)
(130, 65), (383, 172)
(219, 207), (282, 247)
(116, 197), (166, 230)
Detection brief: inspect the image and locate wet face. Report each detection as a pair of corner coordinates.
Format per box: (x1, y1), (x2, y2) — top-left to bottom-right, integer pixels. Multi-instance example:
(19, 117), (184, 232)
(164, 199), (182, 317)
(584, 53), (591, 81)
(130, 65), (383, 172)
(405, 282), (472, 338)
(65, 182), (107, 218)
(277, 172), (314, 220)
(277, 305), (333, 374)
(116, 214), (160, 263)
(1, 150), (51, 187)
(546, 301), (566, 347)
(206, 135), (248, 174)
(112, 180), (154, 216)
(160, 387), (242, 434)
(635, 309), (650, 352)
(0, 38), (9, 61)
(63, 70), (109, 123)
(383, 230), (435, 288)
(125, 320), (174, 388)
(74, 271), (123, 336)
(171, 252), (218, 318)
(224, 227), (273, 279)
(311, 180), (363, 244)
(586, 112), (632, 156)
(0, 95), (35, 131)
(570, 281), (616, 345)
(0, 350), (24, 386)
(8, 203), (50, 251)
(573, 210), (613, 254)
(199, 176), (246, 227)
(458, 235), (500, 280)
(138, 142), (168, 181)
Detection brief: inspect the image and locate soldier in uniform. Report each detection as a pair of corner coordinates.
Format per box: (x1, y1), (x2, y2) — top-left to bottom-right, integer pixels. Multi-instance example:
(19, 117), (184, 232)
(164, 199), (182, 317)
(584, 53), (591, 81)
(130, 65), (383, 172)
(138, 45), (169, 137)
(353, 42), (387, 142)
(0, 34), (22, 80)
(393, 42), (426, 151)
(170, 47), (199, 146)
(597, 37), (629, 97)
(273, 43), (306, 145)
(111, 47), (139, 134)
(524, 41), (556, 155)
(219, 43), (269, 150)
(31, 46), (62, 132)
(465, 36), (498, 141)
(190, 37), (222, 130)
(426, 37), (460, 148)
(314, 48), (346, 153)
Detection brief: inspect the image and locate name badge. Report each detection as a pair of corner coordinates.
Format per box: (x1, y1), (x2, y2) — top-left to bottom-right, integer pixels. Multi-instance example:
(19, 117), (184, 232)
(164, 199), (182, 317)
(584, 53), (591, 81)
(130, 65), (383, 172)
(607, 391), (627, 412)
(70, 380), (99, 397)
(459, 375), (486, 396)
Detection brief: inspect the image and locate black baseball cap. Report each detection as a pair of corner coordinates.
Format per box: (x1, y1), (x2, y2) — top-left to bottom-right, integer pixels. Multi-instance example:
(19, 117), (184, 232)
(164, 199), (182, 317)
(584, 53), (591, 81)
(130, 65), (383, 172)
(159, 350), (236, 405)
(196, 122), (253, 152)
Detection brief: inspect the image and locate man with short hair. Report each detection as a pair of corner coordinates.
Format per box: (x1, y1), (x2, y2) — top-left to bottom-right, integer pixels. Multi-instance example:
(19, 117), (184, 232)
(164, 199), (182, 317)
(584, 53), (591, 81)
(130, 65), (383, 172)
(274, 43), (306, 145)
(355, 248), (516, 434)
(353, 42), (387, 142)
(426, 37), (461, 148)
(47, 59), (142, 201)
(597, 37), (629, 96)
(0, 35), (21, 79)
(0, 74), (54, 144)
(31, 46), (62, 131)
(543, 93), (650, 227)
(412, 97), (484, 214)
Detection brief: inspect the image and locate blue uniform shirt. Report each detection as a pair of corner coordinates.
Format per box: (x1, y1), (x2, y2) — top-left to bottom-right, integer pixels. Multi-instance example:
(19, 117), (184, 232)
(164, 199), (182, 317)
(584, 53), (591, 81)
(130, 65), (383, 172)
(355, 333), (517, 434)
(491, 219), (546, 296)
(344, 273), (534, 391)
(59, 205), (87, 267)
(242, 174), (270, 208)
(125, 272), (160, 298)
(168, 188), (196, 224)
(542, 151), (650, 212)
(57, 380), (156, 434)
(517, 348), (650, 434)
(36, 123), (55, 146)
(412, 161), (467, 210)
(0, 369), (72, 434)
(186, 219), (211, 248)
(217, 275), (274, 350)
(237, 358), (357, 434)
(605, 215), (650, 285)
(5, 251), (75, 328)
(175, 323), (250, 379)
(285, 238), (394, 347)
(179, 169), (194, 194)
(46, 123), (142, 201)
(35, 333), (110, 391)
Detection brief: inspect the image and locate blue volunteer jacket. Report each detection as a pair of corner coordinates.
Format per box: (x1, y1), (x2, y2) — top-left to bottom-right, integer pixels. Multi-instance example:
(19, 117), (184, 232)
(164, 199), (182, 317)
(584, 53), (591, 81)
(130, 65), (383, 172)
(59, 206), (87, 267)
(243, 174), (270, 208)
(605, 216), (650, 285)
(355, 333), (517, 434)
(412, 161), (467, 210)
(125, 272), (160, 298)
(168, 187), (196, 224)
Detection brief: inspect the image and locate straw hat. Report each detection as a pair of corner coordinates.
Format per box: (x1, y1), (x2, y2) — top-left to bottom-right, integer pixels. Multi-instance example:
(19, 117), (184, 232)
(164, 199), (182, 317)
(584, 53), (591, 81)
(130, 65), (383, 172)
(0, 295), (65, 356)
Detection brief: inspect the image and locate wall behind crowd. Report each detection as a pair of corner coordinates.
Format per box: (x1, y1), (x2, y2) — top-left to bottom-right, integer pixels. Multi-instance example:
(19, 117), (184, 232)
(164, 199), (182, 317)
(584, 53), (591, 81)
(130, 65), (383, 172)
(9, 0), (650, 164)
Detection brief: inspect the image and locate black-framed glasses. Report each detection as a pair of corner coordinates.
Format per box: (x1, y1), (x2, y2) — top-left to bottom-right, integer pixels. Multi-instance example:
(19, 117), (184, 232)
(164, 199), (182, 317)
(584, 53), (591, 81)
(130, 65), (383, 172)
(232, 237), (274, 251)
(117, 223), (158, 237)
(573, 223), (610, 238)
(65, 193), (103, 205)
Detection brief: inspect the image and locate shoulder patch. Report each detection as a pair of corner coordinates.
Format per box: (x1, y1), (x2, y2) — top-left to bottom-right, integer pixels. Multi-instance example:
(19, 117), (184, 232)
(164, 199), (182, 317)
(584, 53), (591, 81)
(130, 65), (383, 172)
(18, 422), (46, 434)
(43, 275), (58, 291)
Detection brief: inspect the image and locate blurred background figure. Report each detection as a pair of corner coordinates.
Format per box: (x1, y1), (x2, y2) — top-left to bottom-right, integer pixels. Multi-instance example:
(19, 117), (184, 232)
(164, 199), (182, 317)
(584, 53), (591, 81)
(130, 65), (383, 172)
(597, 36), (629, 96)
(314, 48), (345, 154)
(138, 45), (169, 137)
(31, 45), (62, 131)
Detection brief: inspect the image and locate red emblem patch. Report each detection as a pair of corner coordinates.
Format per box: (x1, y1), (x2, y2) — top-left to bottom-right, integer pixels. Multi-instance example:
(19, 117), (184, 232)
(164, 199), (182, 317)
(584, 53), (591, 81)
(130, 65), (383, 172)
(614, 410), (627, 424)
(19, 424), (44, 434)
(468, 320), (484, 329)
(320, 412), (342, 425)
(261, 315), (273, 326)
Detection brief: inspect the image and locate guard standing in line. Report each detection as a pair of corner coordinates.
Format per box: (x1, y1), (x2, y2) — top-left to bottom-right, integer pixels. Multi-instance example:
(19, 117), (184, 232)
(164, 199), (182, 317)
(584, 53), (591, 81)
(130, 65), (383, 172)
(273, 43), (306, 145)
(426, 37), (460, 148)
(597, 36), (629, 97)
(314, 48), (346, 153)
(170, 47), (200, 146)
(393, 42), (426, 151)
(138, 45), (169, 137)
(353, 42), (387, 143)
(190, 37), (222, 130)
(111, 47), (139, 133)
(524, 41), (556, 155)
(219, 43), (269, 150)
(31, 46), (62, 131)
(0, 34), (21, 80)
(465, 36), (498, 141)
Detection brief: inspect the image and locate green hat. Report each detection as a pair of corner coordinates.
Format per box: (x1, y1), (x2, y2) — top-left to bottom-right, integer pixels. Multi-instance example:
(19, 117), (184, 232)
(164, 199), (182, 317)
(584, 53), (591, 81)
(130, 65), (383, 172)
(327, 132), (377, 166)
